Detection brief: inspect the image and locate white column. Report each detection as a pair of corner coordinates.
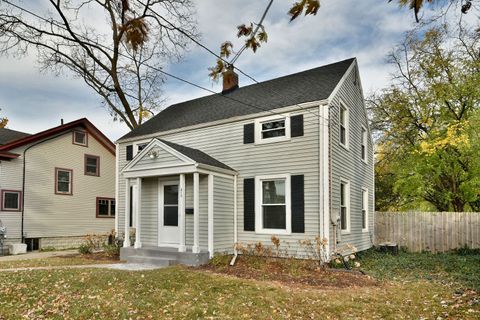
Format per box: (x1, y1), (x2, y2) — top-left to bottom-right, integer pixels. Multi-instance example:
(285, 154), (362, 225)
(192, 172), (200, 253)
(123, 178), (131, 247)
(134, 177), (142, 249)
(207, 174), (214, 258)
(178, 174), (186, 252)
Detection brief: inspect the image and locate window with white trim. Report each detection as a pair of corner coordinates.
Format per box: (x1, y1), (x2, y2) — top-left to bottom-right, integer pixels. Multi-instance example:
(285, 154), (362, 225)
(340, 180), (350, 232)
(255, 174), (291, 234)
(73, 130), (87, 146)
(339, 104), (349, 147)
(255, 115), (291, 144)
(1, 190), (21, 211)
(56, 168), (72, 195)
(361, 127), (367, 162)
(137, 143), (148, 153)
(362, 188), (368, 231)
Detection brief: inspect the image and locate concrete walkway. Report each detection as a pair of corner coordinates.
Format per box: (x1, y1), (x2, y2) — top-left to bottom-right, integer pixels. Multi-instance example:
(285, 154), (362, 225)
(0, 263), (164, 272)
(0, 249), (78, 262)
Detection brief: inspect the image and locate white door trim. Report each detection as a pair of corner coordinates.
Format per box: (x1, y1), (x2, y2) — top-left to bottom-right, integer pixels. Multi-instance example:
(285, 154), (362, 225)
(158, 179), (180, 247)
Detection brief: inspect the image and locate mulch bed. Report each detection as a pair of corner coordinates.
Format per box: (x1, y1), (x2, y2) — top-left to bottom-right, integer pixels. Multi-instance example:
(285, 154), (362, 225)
(197, 255), (378, 289)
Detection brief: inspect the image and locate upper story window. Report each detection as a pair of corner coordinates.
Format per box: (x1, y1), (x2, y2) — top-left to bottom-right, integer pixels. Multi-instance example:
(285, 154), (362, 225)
(362, 188), (368, 232)
(361, 127), (367, 162)
(137, 143), (148, 153)
(339, 103), (349, 148)
(254, 115), (291, 144)
(55, 168), (73, 195)
(340, 179), (350, 233)
(1, 190), (21, 212)
(85, 155), (100, 176)
(97, 197), (115, 218)
(73, 130), (88, 147)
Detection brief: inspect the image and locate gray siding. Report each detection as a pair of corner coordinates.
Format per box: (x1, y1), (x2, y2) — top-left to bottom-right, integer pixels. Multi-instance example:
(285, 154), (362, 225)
(133, 146), (186, 170)
(118, 107), (321, 255)
(213, 175), (234, 253)
(329, 65), (375, 252)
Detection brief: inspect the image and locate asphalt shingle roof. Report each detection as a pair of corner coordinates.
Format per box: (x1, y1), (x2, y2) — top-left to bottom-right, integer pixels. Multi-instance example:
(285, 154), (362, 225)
(120, 58), (355, 140)
(160, 139), (234, 171)
(0, 128), (31, 145)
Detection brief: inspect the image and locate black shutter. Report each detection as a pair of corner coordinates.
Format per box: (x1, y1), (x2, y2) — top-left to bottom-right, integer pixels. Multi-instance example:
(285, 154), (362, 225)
(126, 145), (133, 161)
(243, 123), (255, 144)
(243, 178), (255, 231)
(291, 114), (304, 137)
(291, 175), (305, 233)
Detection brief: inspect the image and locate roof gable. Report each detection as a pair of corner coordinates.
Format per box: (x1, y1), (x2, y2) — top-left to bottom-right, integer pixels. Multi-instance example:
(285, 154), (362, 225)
(119, 58), (355, 140)
(0, 118), (115, 155)
(122, 139), (234, 174)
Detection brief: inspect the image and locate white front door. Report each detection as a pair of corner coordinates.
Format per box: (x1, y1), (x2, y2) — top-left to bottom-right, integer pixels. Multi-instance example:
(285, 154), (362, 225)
(158, 180), (180, 246)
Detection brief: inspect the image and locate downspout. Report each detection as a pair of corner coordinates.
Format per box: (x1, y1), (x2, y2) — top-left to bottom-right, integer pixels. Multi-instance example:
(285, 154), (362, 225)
(229, 174), (238, 266)
(21, 131), (70, 243)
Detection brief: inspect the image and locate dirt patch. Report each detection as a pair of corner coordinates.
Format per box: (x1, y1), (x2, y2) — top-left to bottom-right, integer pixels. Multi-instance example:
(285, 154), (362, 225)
(58, 252), (119, 262)
(197, 255), (378, 289)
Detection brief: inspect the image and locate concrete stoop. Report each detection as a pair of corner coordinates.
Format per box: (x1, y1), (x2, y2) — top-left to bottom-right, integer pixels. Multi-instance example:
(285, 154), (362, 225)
(120, 246), (210, 267)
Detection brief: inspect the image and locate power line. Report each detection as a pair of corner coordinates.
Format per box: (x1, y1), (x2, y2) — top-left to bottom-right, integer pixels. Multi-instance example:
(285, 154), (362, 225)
(2, 0), (326, 126)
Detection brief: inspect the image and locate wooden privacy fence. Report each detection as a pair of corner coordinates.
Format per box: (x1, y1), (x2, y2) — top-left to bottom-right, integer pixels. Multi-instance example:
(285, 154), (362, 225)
(375, 211), (480, 253)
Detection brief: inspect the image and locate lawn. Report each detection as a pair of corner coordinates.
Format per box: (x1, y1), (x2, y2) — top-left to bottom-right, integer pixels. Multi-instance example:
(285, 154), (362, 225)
(0, 253), (119, 270)
(0, 250), (478, 319)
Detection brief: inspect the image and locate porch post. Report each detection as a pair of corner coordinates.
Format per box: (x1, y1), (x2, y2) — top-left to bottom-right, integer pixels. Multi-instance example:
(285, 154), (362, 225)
(192, 172), (200, 253)
(134, 177), (142, 249)
(178, 174), (186, 252)
(123, 178), (131, 247)
(208, 174), (214, 258)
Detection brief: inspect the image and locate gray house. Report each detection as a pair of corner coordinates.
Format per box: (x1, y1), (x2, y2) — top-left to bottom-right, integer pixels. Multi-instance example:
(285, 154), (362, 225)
(117, 58), (374, 266)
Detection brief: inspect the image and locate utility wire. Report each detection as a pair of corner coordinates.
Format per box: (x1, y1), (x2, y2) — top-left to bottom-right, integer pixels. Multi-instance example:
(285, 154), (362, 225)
(2, 0), (327, 126)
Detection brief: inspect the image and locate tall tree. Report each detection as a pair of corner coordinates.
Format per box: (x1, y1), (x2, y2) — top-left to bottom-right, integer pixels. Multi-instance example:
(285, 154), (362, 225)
(0, 0), (196, 130)
(370, 23), (480, 211)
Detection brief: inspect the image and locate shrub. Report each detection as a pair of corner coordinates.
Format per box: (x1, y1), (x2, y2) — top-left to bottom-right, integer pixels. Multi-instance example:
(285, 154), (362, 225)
(78, 243), (92, 255)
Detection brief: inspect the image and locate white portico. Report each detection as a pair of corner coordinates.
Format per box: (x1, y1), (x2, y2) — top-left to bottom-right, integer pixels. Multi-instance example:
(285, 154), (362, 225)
(120, 139), (236, 262)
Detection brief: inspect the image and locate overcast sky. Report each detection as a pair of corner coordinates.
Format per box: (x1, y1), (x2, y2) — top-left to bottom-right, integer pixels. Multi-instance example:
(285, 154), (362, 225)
(0, 1), (440, 141)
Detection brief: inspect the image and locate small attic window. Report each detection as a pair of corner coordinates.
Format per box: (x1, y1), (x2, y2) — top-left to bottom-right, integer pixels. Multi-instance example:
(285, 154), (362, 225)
(73, 130), (88, 146)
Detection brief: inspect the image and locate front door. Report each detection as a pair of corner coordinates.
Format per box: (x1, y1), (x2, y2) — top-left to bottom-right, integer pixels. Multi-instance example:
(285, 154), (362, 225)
(158, 180), (180, 246)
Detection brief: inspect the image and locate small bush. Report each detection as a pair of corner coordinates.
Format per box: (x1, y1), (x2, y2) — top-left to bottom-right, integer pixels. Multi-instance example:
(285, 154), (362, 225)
(40, 246), (56, 252)
(78, 244), (92, 255)
(102, 243), (121, 258)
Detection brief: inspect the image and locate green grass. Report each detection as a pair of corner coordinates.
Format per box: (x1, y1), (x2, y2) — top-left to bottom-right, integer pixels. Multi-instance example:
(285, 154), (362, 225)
(358, 248), (480, 291)
(0, 266), (478, 319)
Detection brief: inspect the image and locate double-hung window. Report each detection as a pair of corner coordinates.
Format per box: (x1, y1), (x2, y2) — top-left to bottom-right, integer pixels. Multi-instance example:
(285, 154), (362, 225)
(361, 188), (368, 231)
(73, 130), (87, 146)
(85, 155), (100, 176)
(255, 115), (291, 144)
(55, 168), (73, 195)
(97, 197), (115, 218)
(340, 180), (350, 232)
(255, 175), (291, 234)
(1, 190), (21, 212)
(361, 127), (367, 162)
(339, 104), (349, 147)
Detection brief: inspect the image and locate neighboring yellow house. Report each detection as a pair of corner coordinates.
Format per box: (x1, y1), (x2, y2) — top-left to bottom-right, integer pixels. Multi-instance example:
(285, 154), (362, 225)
(0, 118), (115, 251)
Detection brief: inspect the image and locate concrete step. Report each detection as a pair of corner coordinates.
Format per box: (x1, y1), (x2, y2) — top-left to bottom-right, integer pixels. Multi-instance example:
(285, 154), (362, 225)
(125, 255), (177, 266)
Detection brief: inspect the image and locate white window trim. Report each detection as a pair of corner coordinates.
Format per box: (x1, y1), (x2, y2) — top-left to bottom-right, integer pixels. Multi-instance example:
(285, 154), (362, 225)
(340, 178), (350, 234)
(339, 101), (349, 150)
(73, 130), (88, 146)
(361, 126), (368, 164)
(362, 187), (369, 232)
(254, 114), (291, 145)
(255, 174), (291, 235)
(134, 140), (150, 156)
